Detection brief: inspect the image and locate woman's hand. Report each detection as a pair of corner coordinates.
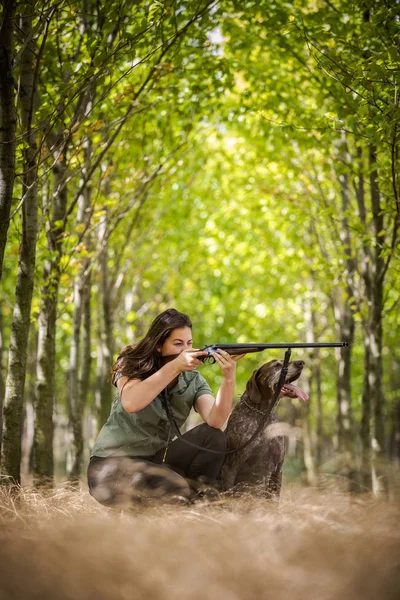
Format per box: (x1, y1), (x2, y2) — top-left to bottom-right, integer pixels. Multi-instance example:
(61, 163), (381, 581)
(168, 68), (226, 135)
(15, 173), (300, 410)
(171, 349), (208, 373)
(213, 349), (246, 381)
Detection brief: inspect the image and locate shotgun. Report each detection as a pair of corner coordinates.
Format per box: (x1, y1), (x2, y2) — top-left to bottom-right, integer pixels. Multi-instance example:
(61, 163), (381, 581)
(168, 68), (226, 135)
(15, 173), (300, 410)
(198, 342), (348, 363)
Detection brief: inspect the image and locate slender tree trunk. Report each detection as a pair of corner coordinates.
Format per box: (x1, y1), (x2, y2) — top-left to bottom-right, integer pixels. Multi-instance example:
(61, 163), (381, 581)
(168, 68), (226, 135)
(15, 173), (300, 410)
(391, 403), (400, 466)
(302, 297), (318, 486)
(0, 305), (5, 455)
(369, 281), (385, 495)
(68, 274), (92, 478)
(335, 313), (354, 451)
(21, 326), (38, 479)
(0, 0), (17, 282)
(367, 145), (386, 497)
(334, 137), (356, 460)
(302, 375), (318, 486)
(68, 138), (93, 479)
(360, 342), (371, 488)
(314, 351), (323, 466)
(354, 146), (373, 490)
(389, 358), (400, 465)
(67, 271), (84, 478)
(333, 289), (355, 472)
(95, 208), (115, 431)
(333, 303), (357, 491)
(79, 268), (92, 463)
(356, 145), (388, 496)
(21, 401), (35, 480)
(1, 6), (39, 485)
(33, 151), (68, 484)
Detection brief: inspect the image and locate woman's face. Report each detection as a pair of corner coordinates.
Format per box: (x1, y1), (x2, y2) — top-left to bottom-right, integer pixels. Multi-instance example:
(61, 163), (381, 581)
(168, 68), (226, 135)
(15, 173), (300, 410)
(158, 326), (193, 357)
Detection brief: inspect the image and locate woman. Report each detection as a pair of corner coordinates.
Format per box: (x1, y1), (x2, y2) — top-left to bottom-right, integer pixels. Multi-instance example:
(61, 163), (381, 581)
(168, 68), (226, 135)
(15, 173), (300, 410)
(87, 308), (244, 507)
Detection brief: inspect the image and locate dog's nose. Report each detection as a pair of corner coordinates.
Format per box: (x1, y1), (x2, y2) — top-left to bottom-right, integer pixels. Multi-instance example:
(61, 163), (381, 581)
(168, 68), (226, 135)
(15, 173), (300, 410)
(294, 360), (304, 368)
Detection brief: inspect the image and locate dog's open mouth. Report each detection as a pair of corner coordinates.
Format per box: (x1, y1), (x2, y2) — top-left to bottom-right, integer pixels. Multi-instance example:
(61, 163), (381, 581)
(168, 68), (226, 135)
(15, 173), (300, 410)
(281, 376), (309, 402)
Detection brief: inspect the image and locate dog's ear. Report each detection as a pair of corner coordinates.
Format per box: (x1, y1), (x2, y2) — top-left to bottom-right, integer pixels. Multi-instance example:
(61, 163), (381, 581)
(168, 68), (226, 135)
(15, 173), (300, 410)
(244, 368), (263, 405)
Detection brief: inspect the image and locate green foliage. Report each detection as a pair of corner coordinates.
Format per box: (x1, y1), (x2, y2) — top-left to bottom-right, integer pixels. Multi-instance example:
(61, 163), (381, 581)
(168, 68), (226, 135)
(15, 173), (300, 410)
(1, 0), (399, 476)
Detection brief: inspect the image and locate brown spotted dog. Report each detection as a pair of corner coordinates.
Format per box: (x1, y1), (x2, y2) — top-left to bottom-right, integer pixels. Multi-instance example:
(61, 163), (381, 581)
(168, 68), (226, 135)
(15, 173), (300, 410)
(221, 359), (308, 500)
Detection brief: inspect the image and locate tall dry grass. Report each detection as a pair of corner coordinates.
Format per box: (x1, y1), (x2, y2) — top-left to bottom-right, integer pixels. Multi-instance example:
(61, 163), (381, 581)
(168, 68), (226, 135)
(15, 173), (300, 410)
(0, 481), (399, 600)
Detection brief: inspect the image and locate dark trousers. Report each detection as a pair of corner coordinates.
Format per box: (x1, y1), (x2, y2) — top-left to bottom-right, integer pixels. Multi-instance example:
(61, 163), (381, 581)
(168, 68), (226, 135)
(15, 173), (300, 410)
(87, 424), (226, 507)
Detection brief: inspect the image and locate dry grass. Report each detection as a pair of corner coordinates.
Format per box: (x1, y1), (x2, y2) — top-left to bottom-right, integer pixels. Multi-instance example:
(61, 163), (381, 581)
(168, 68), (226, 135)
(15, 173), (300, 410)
(0, 482), (399, 600)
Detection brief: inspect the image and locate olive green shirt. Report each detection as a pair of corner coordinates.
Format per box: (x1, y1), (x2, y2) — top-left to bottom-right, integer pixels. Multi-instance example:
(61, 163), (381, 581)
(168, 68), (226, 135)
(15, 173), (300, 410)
(91, 370), (213, 458)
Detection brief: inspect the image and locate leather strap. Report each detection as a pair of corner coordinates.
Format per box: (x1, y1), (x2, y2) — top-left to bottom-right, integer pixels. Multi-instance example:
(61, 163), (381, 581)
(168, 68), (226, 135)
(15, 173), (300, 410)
(160, 348), (292, 456)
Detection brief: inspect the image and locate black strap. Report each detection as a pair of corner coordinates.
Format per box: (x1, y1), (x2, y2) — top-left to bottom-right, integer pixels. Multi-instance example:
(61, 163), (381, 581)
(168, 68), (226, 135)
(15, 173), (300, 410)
(160, 348), (292, 456)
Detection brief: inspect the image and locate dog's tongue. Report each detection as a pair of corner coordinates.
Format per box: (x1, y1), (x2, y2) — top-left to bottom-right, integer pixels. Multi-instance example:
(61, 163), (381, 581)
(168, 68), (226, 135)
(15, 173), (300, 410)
(282, 383), (309, 402)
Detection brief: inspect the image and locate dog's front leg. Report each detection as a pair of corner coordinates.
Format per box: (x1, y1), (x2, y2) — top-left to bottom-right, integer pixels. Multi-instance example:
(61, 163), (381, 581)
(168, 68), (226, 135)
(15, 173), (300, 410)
(221, 443), (254, 491)
(221, 454), (239, 491)
(265, 467), (282, 502)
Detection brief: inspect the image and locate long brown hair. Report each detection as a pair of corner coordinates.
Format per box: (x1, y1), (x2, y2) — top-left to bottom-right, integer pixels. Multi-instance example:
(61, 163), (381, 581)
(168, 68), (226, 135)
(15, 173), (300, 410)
(111, 308), (192, 382)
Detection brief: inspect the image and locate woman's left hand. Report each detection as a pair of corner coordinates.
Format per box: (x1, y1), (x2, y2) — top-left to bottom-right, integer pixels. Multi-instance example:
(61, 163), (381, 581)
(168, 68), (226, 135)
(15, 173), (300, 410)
(213, 349), (246, 381)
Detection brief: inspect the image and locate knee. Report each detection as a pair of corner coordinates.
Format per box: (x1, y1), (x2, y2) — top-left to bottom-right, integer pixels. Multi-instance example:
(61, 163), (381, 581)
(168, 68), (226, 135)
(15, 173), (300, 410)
(198, 423), (227, 452)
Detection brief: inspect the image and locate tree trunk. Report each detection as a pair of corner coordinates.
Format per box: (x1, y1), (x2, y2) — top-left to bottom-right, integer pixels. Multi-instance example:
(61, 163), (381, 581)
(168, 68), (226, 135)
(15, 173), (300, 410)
(1, 6), (38, 485)
(334, 303), (357, 491)
(79, 268), (92, 464)
(0, 0), (17, 282)
(354, 143), (388, 495)
(302, 297), (318, 486)
(33, 151), (68, 485)
(21, 401), (35, 480)
(314, 351), (323, 466)
(67, 270), (84, 479)
(67, 276), (93, 478)
(335, 314), (354, 451)
(334, 137), (356, 460)
(68, 139), (93, 479)
(0, 305), (5, 455)
(367, 145), (386, 497)
(369, 282), (385, 496)
(355, 146), (372, 490)
(333, 291), (355, 478)
(360, 342), (371, 488)
(21, 326), (38, 480)
(302, 374), (318, 486)
(95, 208), (115, 431)
(389, 358), (400, 465)
(390, 401), (400, 466)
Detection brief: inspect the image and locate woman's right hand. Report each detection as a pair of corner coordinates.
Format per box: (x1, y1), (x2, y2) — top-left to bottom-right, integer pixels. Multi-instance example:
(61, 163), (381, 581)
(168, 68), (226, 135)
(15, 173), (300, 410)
(171, 349), (207, 372)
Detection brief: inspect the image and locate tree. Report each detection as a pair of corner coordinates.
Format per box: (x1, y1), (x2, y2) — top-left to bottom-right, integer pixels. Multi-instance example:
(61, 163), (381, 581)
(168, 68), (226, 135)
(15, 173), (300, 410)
(1, 0), (44, 483)
(0, 0), (17, 283)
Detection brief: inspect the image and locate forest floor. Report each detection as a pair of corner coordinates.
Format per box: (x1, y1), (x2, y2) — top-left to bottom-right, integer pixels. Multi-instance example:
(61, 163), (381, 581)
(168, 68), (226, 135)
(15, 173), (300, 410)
(0, 482), (399, 600)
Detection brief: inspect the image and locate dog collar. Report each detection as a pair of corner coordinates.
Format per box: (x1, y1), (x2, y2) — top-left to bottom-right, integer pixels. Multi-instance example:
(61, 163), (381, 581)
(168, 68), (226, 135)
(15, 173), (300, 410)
(241, 397), (269, 416)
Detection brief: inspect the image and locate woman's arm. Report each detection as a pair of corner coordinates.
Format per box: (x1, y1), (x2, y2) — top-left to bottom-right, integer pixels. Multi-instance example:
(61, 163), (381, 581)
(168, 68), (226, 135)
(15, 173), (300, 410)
(117, 349), (206, 413)
(195, 349), (245, 428)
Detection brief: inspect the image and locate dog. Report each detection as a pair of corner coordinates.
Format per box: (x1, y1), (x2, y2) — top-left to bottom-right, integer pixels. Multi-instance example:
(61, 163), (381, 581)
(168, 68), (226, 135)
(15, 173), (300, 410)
(221, 359), (308, 500)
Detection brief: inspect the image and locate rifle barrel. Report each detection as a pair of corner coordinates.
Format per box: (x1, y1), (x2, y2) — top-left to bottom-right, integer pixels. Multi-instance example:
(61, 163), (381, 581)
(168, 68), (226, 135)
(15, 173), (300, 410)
(204, 342), (348, 350)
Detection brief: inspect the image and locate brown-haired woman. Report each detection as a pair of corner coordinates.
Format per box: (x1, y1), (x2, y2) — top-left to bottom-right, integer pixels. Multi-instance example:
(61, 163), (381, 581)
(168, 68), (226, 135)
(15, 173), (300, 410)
(87, 308), (245, 507)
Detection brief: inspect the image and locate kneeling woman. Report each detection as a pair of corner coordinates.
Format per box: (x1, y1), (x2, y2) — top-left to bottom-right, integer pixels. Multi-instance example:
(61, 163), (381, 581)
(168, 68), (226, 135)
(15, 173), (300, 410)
(88, 308), (244, 507)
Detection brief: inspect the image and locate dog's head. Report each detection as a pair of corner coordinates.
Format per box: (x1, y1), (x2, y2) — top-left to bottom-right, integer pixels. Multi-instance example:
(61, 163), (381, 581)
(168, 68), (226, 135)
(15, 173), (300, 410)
(243, 359), (308, 409)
